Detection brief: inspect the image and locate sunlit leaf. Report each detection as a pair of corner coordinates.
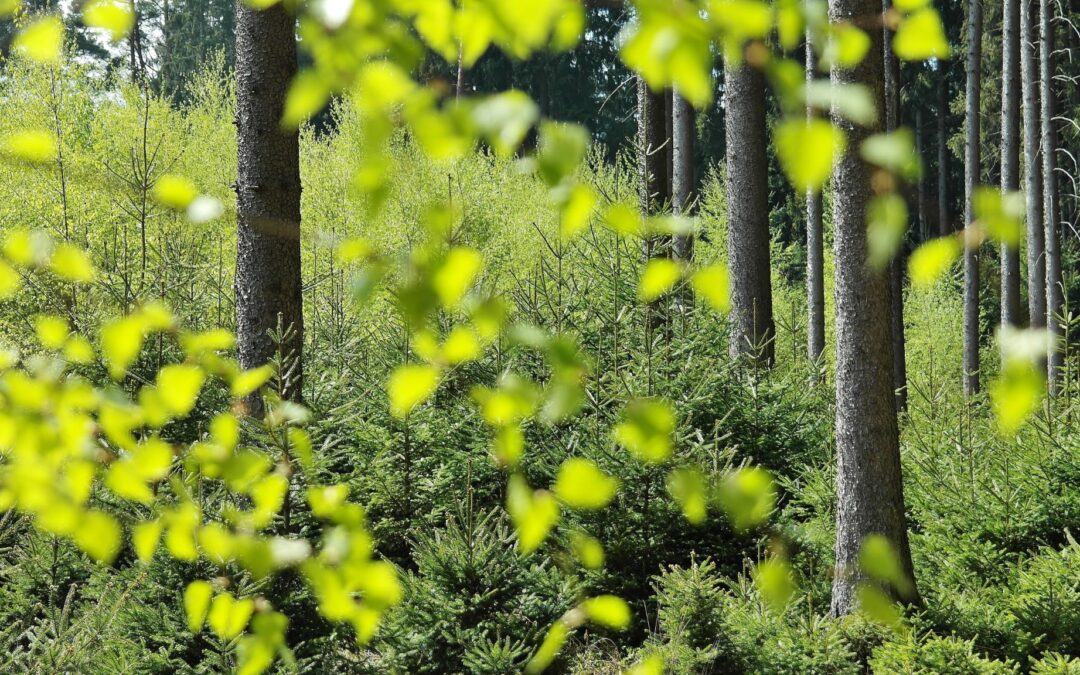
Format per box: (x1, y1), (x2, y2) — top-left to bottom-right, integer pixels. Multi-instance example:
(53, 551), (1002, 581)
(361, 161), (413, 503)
(754, 557), (795, 610)
(83, 0), (134, 41)
(558, 183), (597, 239)
(472, 91), (538, 157)
(3, 129), (57, 163)
(51, 243), (95, 282)
(554, 458), (619, 510)
(232, 364), (275, 398)
(823, 23), (871, 69)
(134, 519), (164, 563)
(14, 16), (63, 63)
(387, 364), (439, 418)
(434, 247), (482, 309)
(570, 531), (605, 569)
(101, 315), (145, 379)
(805, 81), (877, 126)
(666, 466), (708, 524)
(157, 365), (205, 417)
(857, 584), (905, 630)
(506, 474), (559, 554)
(716, 466), (775, 531)
(613, 398), (675, 463)
(74, 510), (121, 563)
(692, 264), (732, 313)
(282, 70), (332, 129)
(637, 259), (682, 302)
(582, 595), (630, 630)
(893, 8), (950, 60)
(184, 581), (214, 632)
(990, 360), (1045, 435)
(859, 535), (913, 596)
(775, 119), (845, 192)
(525, 620), (569, 674)
(860, 129), (920, 181)
(153, 175), (199, 210)
(208, 592), (255, 640)
(908, 236), (960, 286)
(866, 193), (908, 270)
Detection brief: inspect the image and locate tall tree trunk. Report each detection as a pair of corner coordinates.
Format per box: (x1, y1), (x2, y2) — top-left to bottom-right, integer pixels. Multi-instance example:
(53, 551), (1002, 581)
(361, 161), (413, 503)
(829, 0), (917, 615)
(1021, 0), (1046, 330)
(806, 33), (826, 365)
(1040, 0), (1063, 390)
(962, 0), (983, 397)
(638, 76), (668, 216)
(937, 74), (951, 236)
(916, 108), (928, 241)
(725, 58), (774, 364)
(672, 88), (695, 261)
(884, 0), (907, 411)
(235, 0), (304, 412)
(1001, 0), (1022, 327)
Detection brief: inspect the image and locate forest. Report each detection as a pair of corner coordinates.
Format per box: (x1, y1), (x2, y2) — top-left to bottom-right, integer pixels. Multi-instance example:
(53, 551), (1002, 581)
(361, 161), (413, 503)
(0, 0), (1078, 672)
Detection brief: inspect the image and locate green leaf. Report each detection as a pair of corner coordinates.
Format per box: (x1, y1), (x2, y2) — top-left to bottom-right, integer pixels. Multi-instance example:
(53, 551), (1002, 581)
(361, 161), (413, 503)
(74, 510), (121, 563)
(525, 620), (569, 674)
(613, 398), (675, 463)
(805, 81), (877, 126)
(716, 466), (775, 531)
(536, 122), (589, 186)
(152, 175), (198, 210)
(3, 129), (58, 164)
(859, 535), (913, 596)
(14, 16), (63, 63)
(133, 519), (163, 563)
(570, 531), (605, 569)
(823, 23), (871, 69)
(582, 595), (631, 630)
(51, 243), (95, 282)
(208, 592), (255, 640)
(83, 0), (134, 41)
(472, 91), (539, 157)
(282, 70), (331, 129)
(857, 584), (905, 630)
(637, 259), (682, 302)
(754, 558), (796, 610)
(507, 474), (559, 554)
(860, 129), (921, 180)
(434, 247), (482, 309)
(990, 360), (1045, 435)
(666, 467), (708, 524)
(231, 364), (275, 398)
(157, 365), (205, 417)
(692, 264), (732, 313)
(554, 458), (619, 510)
(908, 236), (960, 286)
(387, 364), (440, 418)
(558, 183), (597, 239)
(893, 8), (950, 60)
(866, 193), (908, 271)
(775, 119), (846, 192)
(184, 581), (214, 632)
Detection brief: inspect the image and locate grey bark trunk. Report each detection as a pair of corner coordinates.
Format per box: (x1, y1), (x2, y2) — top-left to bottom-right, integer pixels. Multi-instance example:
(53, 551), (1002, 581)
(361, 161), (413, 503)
(829, 0), (917, 616)
(916, 109), (928, 241)
(725, 58), (774, 365)
(1021, 0), (1046, 330)
(962, 0), (983, 397)
(884, 0), (907, 411)
(1040, 0), (1063, 390)
(235, 0), (304, 411)
(806, 35), (826, 365)
(638, 76), (669, 215)
(937, 74), (951, 236)
(672, 88), (696, 261)
(1001, 0), (1022, 327)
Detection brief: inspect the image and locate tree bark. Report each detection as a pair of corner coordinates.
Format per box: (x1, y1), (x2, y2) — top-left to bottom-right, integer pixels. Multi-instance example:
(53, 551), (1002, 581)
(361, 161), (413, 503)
(725, 57), (774, 365)
(937, 74), (951, 237)
(962, 0), (982, 397)
(829, 0), (918, 615)
(1001, 0), (1022, 327)
(638, 76), (669, 216)
(806, 34), (826, 365)
(1021, 0), (1046, 330)
(672, 88), (695, 260)
(235, 0), (304, 411)
(884, 0), (907, 411)
(916, 108), (928, 241)
(1040, 0), (1063, 391)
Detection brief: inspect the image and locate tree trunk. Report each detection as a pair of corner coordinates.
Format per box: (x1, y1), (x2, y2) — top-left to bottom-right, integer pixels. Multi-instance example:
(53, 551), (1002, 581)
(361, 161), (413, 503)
(672, 88), (695, 260)
(725, 58), (774, 365)
(1021, 0), (1046, 330)
(962, 0), (983, 397)
(884, 0), (907, 411)
(1040, 0), (1063, 391)
(829, 0), (918, 615)
(916, 108), (928, 241)
(806, 34), (826, 365)
(638, 76), (668, 216)
(235, 0), (304, 412)
(1001, 0), (1022, 327)
(937, 74), (951, 237)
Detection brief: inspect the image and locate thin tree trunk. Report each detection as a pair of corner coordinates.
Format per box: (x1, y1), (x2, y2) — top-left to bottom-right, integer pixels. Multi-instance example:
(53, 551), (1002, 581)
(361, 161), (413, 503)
(1040, 0), (1063, 390)
(829, 0), (918, 615)
(937, 73), (951, 236)
(235, 0), (304, 412)
(916, 108), (928, 241)
(806, 33), (826, 364)
(962, 0), (983, 397)
(638, 76), (668, 215)
(725, 58), (774, 365)
(1001, 0), (1022, 327)
(884, 0), (907, 411)
(672, 88), (695, 260)
(1022, 0), (1046, 330)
